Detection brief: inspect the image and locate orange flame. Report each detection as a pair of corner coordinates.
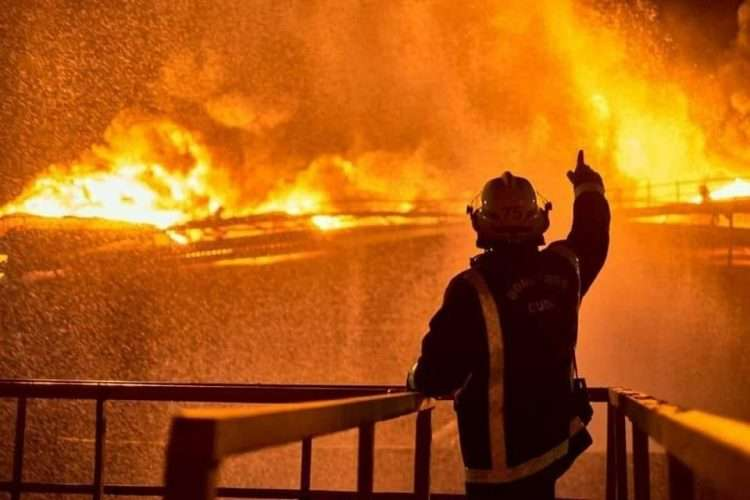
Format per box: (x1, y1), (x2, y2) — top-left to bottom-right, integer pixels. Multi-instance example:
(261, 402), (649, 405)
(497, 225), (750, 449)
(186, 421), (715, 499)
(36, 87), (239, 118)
(0, 118), (232, 229)
(0, 118), (428, 232)
(546, 1), (749, 201)
(5, 1), (748, 228)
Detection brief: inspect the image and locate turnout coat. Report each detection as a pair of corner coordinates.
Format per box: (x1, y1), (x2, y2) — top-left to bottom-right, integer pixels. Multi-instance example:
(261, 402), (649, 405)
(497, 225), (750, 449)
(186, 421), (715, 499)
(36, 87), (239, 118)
(410, 184), (610, 484)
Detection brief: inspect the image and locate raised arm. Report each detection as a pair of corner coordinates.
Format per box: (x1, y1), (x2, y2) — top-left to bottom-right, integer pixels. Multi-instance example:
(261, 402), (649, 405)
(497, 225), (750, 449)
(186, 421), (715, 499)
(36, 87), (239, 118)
(564, 150), (611, 297)
(407, 275), (483, 397)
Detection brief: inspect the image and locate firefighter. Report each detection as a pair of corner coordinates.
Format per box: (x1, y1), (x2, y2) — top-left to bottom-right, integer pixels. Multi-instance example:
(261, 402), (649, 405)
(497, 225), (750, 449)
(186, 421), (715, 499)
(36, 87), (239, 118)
(407, 150), (610, 499)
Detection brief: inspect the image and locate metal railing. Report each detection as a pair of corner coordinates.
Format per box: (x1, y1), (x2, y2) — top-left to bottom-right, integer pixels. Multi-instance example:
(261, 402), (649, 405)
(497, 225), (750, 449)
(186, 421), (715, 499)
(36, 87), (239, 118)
(164, 392), (435, 499)
(605, 387), (750, 500)
(2, 379), (750, 499)
(0, 379), (409, 499)
(608, 177), (745, 208)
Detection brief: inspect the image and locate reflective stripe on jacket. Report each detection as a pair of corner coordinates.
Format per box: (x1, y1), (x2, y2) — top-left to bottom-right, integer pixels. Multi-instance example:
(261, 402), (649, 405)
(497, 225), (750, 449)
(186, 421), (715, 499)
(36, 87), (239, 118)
(462, 268), (586, 483)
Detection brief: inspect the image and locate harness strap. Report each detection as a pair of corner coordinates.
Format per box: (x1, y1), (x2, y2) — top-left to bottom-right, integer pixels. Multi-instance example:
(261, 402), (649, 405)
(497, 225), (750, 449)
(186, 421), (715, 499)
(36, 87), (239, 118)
(463, 268), (585, 484)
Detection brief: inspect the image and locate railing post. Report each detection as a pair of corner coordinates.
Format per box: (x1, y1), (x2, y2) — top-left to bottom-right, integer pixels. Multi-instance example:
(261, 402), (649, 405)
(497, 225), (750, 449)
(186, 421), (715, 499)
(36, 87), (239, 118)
(11, 397), (27, 500)
(667, 454), (694, 500)
(164, 419), (220, 500)
(615, 406), (628, 500)
(300, 437), (312, 498)
(413, 409), (432, 500)
(632, 423), (650, 500)
(93, 398), (106, 500)
(606, 402), (616, 500)
(357, 423), (375, 499)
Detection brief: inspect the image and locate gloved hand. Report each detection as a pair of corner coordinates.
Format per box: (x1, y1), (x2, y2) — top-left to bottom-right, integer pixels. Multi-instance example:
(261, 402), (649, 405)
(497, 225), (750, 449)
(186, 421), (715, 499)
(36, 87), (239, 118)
(406, 362), (418, 391)
(566, 150), (603, 189)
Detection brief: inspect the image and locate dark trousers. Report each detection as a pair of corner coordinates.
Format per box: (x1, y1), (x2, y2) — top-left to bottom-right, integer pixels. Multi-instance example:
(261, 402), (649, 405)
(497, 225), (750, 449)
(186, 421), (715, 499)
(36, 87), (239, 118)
(465, 478), (556, 500)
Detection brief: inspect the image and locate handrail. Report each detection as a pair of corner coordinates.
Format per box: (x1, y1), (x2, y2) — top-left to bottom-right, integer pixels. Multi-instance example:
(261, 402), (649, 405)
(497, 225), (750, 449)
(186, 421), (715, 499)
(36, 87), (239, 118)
(0, 380), (419, 500)
(609, 176), (745, 208)
(0, 379), (405, 401)
(163, 392), (434, 500)
(3, 379), (750, 499)
(0, 379), (607, 499)
(606, 387), (750, 500)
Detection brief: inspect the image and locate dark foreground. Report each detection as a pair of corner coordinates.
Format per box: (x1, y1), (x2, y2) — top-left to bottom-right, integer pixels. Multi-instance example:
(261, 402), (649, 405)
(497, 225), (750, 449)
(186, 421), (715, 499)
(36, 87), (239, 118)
(1, 218), (748, 497)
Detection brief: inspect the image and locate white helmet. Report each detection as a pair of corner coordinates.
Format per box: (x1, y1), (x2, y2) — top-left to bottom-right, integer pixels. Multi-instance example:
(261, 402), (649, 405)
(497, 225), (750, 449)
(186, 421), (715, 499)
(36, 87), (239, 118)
(467, 171), (552, 247)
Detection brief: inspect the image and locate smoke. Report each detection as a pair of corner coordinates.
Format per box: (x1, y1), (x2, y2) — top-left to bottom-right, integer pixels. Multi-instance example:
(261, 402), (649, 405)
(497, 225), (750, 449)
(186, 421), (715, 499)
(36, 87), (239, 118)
(3, 0), (750, 217)
(143, 0), (585, 207)
(714, 0), (750, 164)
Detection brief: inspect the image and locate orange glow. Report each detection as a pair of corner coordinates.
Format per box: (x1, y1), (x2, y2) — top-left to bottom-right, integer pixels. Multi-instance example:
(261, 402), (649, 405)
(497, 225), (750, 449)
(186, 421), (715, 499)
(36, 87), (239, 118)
(256, 190), (325, 216)
(0, 162), (224, 229)
(311, 215), (350, 231)
(544, 1), (748, 199)
(708, 179), (750, 201)
(0, 119), (231, 229)
(0, 120), (427, 233)
(4, 1), (747, 228)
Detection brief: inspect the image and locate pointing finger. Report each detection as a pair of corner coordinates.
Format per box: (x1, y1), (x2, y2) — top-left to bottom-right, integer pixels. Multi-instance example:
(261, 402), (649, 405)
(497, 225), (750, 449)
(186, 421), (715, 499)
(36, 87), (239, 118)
(577, 149), (585, 168)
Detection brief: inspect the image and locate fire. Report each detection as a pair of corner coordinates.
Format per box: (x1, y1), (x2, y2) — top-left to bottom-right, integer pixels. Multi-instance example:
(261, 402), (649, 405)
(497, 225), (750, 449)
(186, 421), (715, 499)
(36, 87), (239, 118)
(701, 179), (750, 202)
(547, 1), (750, 201)
(256, 190), (324, 216)
(7, 1), (747, 230)
(311, 215), (350, 231)
(0, 117), (428, 234)
(0, 117), (232, 229)
(1, 162), (223, 229)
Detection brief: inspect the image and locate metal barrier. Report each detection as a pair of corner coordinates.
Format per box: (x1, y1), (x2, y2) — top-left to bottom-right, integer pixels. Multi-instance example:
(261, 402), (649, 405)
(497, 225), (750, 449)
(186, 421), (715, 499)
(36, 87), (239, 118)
(0, 379), (407, 499)
(605, 387), (750, 500)
(164, 392), (435, 499)
(161, 387), (610, 500)
(2, 380), (750, 499)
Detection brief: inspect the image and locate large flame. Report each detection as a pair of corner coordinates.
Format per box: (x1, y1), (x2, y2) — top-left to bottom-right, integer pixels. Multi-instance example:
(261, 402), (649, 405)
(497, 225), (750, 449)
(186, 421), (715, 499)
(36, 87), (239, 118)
(0, 117), (431, 232)
(2, 1), (749, 229)
(702, 178), (750, 202)
(543, 1), (750, 204)
(0, 117), (233, 229)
